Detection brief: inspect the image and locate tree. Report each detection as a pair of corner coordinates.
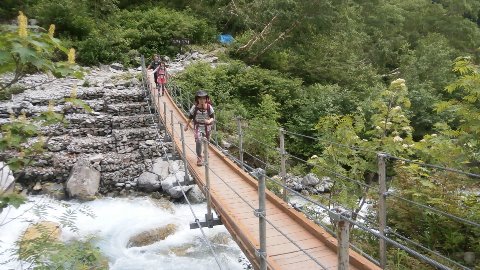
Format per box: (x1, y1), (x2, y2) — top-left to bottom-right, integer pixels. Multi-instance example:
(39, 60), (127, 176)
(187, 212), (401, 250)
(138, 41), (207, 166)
(436, 56), (480, 166)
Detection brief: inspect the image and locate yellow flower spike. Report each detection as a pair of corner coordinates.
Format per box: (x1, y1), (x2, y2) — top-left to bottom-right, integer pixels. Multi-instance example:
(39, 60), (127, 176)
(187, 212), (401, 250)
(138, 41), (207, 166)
(48, 24), (55, 38)
(68, 48), (76, 64)
(71, 85), (78, 98)
(18, 11), (28, 37)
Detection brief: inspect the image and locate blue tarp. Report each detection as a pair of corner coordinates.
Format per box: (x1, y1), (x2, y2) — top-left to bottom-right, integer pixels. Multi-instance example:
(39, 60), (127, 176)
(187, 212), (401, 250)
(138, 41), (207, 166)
(218, 34), (234, 44)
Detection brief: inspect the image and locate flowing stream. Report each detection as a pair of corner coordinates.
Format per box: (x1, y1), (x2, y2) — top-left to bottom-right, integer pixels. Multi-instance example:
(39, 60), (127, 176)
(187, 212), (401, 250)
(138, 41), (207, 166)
(0, 196), (247, 270)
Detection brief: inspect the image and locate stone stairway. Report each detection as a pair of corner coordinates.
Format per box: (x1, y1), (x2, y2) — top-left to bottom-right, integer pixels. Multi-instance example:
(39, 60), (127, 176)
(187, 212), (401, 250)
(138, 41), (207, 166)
(0, 69), (170, 195)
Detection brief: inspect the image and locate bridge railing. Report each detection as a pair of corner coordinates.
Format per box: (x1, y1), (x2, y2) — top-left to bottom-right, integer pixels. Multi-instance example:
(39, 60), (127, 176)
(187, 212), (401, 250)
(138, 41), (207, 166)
(140, 55), (480, 270)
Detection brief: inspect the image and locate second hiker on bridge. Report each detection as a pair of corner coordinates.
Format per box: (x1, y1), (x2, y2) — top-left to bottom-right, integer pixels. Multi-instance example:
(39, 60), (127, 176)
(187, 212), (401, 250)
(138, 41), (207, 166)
(152, 61), (168, 96)
(184, 90), (215, 166)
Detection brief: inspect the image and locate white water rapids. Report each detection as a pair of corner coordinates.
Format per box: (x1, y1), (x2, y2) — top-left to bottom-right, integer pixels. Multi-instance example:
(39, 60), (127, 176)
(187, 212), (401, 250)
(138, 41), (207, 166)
(0, 196), (247, 270)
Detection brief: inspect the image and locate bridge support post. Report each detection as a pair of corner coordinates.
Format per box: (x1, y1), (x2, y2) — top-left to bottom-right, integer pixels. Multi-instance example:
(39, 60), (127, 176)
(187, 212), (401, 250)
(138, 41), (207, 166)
(337, 217), (350, 270)
(236, 117), (244, 170)
(203, 137), (213, 226)
(255, 171), (267, 270)
(179, 123), (190, 183)
(378, 153), (387, 268)
(163, 102), (167, 130)
(170, 110), (176, 158)
(279, 128), (287, 202)
(189, 136), (222, 229)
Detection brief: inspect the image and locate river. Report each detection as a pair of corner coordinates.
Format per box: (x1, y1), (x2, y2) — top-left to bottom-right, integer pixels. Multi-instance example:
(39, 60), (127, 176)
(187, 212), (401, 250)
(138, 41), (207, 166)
(0, 196), (247, 270)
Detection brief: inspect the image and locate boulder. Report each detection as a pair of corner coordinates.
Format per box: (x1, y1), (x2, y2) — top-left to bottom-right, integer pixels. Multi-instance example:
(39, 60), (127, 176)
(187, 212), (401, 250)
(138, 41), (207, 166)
(0, 162), (15, 194)
(66, 158), (100, 200)
(302, 173), (320, 186)
(185, 185), (205, 204)
(127, 224), (177, 248)
(151, 158), (170, 180)
(20, 221), (61, 257)
(137, 171), (160, 192)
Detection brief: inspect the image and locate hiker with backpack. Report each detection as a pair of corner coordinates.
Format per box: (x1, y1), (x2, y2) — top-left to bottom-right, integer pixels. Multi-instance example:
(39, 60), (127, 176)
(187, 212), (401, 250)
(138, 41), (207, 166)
(184, 90), (215, 166)
(152, 61), (168, 96)
(147, 54), (161, 89)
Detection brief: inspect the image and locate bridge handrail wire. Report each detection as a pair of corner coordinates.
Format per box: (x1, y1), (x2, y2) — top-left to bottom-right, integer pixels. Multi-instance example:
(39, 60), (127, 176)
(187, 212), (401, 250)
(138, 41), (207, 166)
(263, 171), (456, 270)
(283, 129), (378, 155)
(286, 153), (378, 191)
(167, 79), (472, 270)
(140, 61), (224, 270)
(387, 191), (480, 228)
(386, 154), (480, 179)
(387, 228), (471, 270)
(258, 211), (329, 270)
(204, 140), (378, 269)
(204, 146), (328, 270)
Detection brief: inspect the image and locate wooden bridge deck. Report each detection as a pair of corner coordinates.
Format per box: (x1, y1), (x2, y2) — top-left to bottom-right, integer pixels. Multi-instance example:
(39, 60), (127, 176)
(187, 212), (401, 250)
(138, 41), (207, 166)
(148, 77), (380, 270)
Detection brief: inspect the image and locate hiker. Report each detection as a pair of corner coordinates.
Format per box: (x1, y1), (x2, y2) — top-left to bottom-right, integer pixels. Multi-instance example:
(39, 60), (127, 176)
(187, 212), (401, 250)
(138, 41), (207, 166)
(184, 90), (215, 166)
(147, 54), (161, 88)
(152, 61), (168, 96)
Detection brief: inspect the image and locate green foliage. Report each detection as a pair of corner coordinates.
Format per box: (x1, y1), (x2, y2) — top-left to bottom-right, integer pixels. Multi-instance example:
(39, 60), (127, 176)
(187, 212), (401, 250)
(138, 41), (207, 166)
(436, 56), (480, 165)
(389, 166), (480, 262)
(32, 239), (109, 270)
(30, 0), (95, 39)
(399, 33), (457, 139)
(243, 94), (280, 166)
(0, 85), (25, 101)
(0, 17), (83, 93)
(0, 193), (26, 211)
(74, 7), (216, 66)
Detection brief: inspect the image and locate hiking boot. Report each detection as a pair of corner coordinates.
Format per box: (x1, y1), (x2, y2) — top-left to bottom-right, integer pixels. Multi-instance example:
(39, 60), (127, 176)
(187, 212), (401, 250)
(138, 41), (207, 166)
(196, 157), (203, 166)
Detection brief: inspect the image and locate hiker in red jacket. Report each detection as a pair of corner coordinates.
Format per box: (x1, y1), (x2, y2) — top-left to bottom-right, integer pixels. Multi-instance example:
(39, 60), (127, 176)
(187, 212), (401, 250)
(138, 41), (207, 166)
(152, 61), (168, 96)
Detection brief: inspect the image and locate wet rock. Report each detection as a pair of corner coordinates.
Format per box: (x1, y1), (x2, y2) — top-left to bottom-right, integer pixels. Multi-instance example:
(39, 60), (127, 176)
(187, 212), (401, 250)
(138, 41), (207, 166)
(127, 224), (177, 248)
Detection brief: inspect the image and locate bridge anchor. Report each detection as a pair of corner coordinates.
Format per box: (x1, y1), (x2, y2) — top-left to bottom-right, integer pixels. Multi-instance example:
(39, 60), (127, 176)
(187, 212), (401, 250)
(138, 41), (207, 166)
(189, 213), (222, 229)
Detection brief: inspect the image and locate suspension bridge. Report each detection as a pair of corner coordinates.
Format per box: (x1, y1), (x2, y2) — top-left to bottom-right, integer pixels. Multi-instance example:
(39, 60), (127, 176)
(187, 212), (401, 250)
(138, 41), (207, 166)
(141, 57), (479, 270)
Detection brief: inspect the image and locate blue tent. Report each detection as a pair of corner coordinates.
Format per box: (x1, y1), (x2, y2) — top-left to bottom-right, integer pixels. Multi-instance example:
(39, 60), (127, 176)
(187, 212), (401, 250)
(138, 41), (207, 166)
(218, 34), (234, 44)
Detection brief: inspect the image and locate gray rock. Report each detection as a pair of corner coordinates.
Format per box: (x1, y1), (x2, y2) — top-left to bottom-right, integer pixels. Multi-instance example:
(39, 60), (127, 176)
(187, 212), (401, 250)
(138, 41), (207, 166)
(137, 171), (160, 192)
(40, 182), (66, 200)
(110, 63), (124, 71)
(185, 185), (205, 204)
(66, 158), (100, 200)
(0, 162), (15, 194)
(302, 173), (320, 186)
(151, 158), (170, 180)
